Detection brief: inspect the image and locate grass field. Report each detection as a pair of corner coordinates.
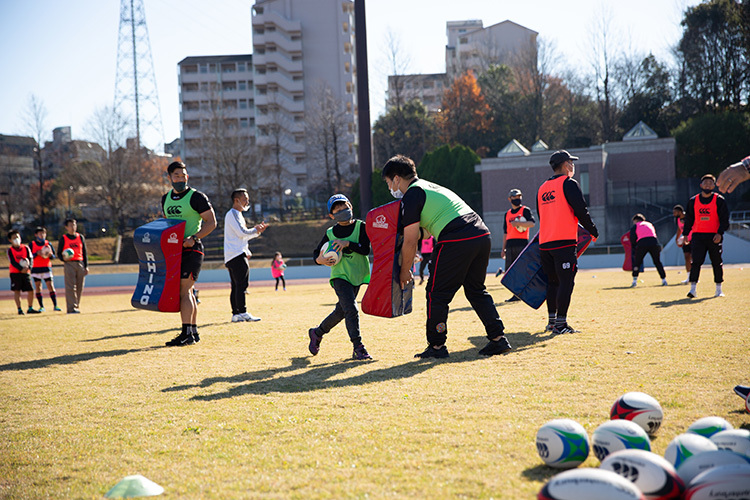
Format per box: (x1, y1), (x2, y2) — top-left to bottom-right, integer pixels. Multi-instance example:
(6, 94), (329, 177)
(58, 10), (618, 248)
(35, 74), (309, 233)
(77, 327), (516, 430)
(1, 267), (749, 499)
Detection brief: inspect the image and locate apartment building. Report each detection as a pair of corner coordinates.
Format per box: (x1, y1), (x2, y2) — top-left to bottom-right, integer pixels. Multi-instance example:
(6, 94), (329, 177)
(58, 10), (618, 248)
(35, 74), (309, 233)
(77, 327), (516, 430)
(251, 0), (358, 195)
(178, 54), (255, 189)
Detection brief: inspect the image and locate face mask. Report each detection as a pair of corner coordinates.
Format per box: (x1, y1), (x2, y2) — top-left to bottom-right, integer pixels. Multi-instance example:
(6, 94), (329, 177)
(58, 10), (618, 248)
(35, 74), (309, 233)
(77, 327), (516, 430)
(172, 181), (187, 192)
(242, 204), (250, 212)
(390, 188), (404, 199)
(332, 208), (353, 222)
(11, 238), (20, 246)
(701, 188), (714, 194)
(511, 198), (522, 207)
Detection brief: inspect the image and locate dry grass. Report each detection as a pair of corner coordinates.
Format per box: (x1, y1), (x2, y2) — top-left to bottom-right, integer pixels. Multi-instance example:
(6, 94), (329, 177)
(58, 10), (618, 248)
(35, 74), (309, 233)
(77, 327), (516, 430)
(1, 267), (749, 499)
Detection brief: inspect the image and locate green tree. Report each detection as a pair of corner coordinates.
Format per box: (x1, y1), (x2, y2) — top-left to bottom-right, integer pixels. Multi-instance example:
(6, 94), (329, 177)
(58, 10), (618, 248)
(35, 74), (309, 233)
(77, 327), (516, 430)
(672, 110), (750, 178)
(349, 168), (393, 216)
(419, 144), (482, 214)
(618, 54), (673, 136)
(372, 99), (437, 168)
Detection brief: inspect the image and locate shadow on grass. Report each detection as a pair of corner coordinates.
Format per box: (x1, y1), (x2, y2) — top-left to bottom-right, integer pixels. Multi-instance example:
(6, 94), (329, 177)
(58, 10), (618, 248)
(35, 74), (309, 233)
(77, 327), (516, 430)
(178, 348), (488, 401)
(468, 331), (556, 354)
(521, 464), (558, 483)
(650, 297), (713, 308)
(0, 346), (165, 371)
(82, 323), (223, 342)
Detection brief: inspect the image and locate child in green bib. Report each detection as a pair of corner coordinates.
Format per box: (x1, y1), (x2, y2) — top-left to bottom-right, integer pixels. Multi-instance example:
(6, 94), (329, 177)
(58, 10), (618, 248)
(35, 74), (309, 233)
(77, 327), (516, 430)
(308, 194), (372, 360)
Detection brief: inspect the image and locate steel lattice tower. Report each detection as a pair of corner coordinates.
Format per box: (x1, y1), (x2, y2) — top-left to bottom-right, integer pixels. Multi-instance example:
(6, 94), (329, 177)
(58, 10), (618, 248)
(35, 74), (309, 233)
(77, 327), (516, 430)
(114, 0), (164, 152)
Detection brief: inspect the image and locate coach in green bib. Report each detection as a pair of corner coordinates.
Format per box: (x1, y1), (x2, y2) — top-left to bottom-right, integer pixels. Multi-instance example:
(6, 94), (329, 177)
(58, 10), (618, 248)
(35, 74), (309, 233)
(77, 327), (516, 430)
(161, 161), (217, 347)
(382, 154), (511, 359)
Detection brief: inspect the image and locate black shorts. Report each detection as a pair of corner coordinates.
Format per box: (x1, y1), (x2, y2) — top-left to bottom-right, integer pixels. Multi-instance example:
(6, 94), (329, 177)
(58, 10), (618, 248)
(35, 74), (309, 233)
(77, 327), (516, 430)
(10, 273), (33, 292)
(181, 240), (204, 281)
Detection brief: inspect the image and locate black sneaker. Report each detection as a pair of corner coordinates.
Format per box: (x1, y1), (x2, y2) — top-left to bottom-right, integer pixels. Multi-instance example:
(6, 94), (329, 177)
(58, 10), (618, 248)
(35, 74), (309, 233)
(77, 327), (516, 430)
(165, 332), (195, 347)
(687, 291), (696, 298)
(352, 344), (372, 360)
(478, 336), (512, 356)
(308, 328), (322, 356)
(734, 385), (750, 400)
(17, 308), (24, 315)
(495, 267), (504, 277)
(192, 331), (200, 343)
(552, 324), (580, 334)
(544, 323), (555, 333)
(505, 296), (520, 302)
(27, 307), (41, 314)
(414, 345), (449, 359)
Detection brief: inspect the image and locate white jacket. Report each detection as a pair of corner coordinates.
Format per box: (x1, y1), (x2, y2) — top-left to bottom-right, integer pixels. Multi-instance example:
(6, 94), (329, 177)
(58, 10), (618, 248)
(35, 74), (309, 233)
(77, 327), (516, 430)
(224, 208), (261, 263)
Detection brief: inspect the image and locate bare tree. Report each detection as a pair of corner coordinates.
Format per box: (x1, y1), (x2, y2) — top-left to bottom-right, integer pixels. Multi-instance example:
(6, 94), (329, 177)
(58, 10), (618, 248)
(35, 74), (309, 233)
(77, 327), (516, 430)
(382, 29), (415, 111)
(21, 94), (49, 224)
(587, 5), (623, 142)
(0, 145), (35, 231)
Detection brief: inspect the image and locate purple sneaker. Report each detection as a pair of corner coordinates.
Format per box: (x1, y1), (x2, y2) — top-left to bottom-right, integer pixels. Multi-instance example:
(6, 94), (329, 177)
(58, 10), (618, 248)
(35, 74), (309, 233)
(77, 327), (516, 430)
(308, 328), (322, 356)
(352, 344), (372, 360)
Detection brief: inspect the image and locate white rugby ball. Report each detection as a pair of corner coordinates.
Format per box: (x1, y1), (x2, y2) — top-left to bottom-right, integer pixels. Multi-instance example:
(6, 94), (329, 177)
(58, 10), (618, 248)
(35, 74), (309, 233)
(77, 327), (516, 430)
(687, 416), (733, 439)
(39, 245), (52, 258)
(321, 241), (341, 265)
(664, 433), (718, 470)
(592, 420), (651, 463)
(514, 216), (528, 232)
(676, 449), (750, 485)
(610, 392), (664, 436)
(710, 429), (750, 459)
(18, 257), (30, 269)
(684, 463), (750, 499)
(600, 449), (685, 500)
(535, 419), (590, 469)
(537, 468), (645, 500)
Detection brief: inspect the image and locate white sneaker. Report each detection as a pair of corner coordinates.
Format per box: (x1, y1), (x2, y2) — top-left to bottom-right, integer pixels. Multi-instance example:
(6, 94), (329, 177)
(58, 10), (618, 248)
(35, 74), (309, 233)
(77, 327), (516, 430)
(240, 312), (261, 322)
(680, 279), (689, 284)
(231, 314), (244, 322)
(662, 279), (668, 286)
(630, 280), (637, 288)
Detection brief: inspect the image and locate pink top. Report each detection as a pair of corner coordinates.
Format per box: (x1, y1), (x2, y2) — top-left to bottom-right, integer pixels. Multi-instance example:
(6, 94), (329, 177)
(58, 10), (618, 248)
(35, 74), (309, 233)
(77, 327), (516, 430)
(420, 237), (434, 254)
(635, 221), (657, 241)
(271, 258), (285, 278)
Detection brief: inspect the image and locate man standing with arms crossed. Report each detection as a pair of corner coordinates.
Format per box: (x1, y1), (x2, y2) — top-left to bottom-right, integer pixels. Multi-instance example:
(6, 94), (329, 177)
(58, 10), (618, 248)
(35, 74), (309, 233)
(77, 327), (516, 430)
(224, 188), (267, 323)
(537, 151), (598, 334)
(683, 174), (729, 298)
(162, 161), (217, 346)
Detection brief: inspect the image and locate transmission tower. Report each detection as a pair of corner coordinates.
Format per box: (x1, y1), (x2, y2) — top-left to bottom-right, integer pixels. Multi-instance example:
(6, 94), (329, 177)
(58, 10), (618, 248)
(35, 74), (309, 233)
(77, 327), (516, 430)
(114, 0), (165, 152)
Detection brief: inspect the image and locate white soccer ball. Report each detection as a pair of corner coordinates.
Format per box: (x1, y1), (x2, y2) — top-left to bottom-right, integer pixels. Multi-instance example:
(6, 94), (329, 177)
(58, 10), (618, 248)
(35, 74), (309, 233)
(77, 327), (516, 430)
(321, 241), (341, 266)
(592, 420), (651, 463)
(610, 391), (664, 436)
(535, 419), (590, 469)
(664, 433), (718, 470)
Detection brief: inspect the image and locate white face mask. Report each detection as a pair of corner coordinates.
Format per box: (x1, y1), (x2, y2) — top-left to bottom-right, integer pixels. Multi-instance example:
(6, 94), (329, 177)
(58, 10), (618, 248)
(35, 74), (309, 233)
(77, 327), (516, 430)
(242, 204), (250, 212)
(11, 237), (20, 246)
(389, 177), (404, 199)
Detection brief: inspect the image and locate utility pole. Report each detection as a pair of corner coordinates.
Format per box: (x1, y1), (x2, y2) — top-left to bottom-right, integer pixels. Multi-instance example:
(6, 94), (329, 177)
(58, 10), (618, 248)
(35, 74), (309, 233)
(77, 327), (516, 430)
(354, 0), (373, 217)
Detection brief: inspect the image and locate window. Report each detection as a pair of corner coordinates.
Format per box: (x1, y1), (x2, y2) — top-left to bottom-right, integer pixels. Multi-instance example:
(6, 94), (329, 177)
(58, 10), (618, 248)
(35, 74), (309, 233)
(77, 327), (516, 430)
(183, 65), (198, 74)
(222, 82), (237, 91)
(239, 81), (247, 91)
(209, 63), (216, 73)
(237, 62), (246, 72)
(239, 99), (248, 109)
(240, 118), (249, 128)
(183, 83), (198, 92)
(222, 63), (235, 73)
(199, 64), (207, 73)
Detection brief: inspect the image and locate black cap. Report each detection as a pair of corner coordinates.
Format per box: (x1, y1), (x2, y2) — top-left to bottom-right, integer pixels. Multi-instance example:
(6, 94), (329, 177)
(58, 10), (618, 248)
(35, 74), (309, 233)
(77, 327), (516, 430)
(549, 150), (579, 167)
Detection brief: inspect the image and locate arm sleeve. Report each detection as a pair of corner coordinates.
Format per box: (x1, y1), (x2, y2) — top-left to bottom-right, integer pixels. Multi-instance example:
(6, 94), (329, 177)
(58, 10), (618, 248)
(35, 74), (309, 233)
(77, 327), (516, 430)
(312, 234), (329, 264)
(629, 225), (638, 245)
(523, 207), (535, 222)
(399, 187), (425, 229)
(190, 191), (212, 214)
(502, 214), (507, 234)
(226, 210), (258, 238)
(160, 194), (167, 217)
(563, 178), (598, 238)
(57, 237), (65, 262)
(80, 235), (88, 268)
(8, 248), (21, 272)
(683, 198), (695, 236)
(717, 195), (730, 234)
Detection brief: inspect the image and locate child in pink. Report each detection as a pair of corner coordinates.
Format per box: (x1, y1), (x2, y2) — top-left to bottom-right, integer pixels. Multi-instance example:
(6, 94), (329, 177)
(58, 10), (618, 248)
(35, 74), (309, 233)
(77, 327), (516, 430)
(271, 252), (286, 291)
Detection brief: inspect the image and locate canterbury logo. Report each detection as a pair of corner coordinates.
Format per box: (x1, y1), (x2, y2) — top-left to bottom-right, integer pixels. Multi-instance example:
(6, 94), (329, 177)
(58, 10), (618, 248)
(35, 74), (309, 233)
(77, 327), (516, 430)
(541, 191), (556, 202)
(166, 206), (182, 216)
(698, 208), (710, 215)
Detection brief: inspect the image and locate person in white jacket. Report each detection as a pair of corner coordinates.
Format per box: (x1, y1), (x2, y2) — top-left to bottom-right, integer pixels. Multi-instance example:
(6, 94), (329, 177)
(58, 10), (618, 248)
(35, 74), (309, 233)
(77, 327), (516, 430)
(224, 189), (267, 322)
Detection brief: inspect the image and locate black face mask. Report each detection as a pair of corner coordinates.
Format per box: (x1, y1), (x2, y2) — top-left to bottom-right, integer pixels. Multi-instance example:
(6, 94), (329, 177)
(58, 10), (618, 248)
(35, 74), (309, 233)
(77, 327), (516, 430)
(511, 198), (522, 207)
(701, 188), (714, 195)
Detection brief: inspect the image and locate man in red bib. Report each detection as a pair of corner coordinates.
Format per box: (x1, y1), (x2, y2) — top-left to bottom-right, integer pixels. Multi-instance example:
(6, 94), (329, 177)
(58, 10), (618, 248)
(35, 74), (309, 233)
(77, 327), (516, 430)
(501, 188), (535, 301)
(57, 218), (88, 313)
(536, 151), (598, 334)
(682, 174), (729, 298)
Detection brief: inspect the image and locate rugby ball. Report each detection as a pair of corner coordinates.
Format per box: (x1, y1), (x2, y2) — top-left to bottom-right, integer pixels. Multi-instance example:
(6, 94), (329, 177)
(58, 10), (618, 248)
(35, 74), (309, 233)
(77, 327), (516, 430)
(710, 429), (750, 459)
(611, 392), (664, 436)
(687, 416), (733, 439)
(537, 468), (645, 500)
(535, 419), (590, 469)
(39, 245), (52, 258)
(321, 241), (341, 265)
(684, 463), (750, 499)
(18, 258), (30, 270)
(600, 449), (685, 500)
(592, 420), (651, 462)
(677, 235), (684, 247)
(664, 433), (718, 470)
(62, 248), (75, 261)
(676, 449), (750, 485)
(514, 216), (528, 232)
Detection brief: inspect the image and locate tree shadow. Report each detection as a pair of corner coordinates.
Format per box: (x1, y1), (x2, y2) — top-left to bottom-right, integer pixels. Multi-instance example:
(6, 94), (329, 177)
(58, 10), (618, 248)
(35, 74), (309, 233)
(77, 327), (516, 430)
(0, 346), (165, 371)
(179, 348), (485, 401)
(82, 323), (223, 342)
(651, 297), (713, 308)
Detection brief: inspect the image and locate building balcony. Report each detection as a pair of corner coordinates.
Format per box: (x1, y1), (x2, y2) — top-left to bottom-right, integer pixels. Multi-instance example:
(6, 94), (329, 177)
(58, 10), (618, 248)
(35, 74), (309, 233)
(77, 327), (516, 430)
(254, 30), (302, 54)
(252, 9), (302, 36)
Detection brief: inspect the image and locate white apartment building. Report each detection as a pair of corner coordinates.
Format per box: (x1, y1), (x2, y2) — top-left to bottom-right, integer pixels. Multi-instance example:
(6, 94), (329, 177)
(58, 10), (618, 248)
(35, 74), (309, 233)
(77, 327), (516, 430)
(178, 54), (255, 189)
(386, 19), (537, 114)
(251, 0), (358, 195)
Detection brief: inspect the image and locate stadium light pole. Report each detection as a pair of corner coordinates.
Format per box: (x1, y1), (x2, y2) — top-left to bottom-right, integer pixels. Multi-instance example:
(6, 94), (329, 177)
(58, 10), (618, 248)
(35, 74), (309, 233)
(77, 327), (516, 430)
(354, 0), (373, 217)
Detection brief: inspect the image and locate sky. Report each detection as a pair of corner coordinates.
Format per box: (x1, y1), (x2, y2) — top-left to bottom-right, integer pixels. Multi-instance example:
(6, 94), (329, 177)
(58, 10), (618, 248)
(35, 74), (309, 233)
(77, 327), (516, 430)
(0, 0), (700, 152)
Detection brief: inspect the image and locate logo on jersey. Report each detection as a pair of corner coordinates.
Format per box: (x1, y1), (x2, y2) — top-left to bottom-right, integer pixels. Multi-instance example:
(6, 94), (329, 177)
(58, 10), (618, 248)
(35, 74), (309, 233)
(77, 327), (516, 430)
(166, 206), (182, 216)
(141, 232), (151, 243)
(167, 232), (178, 244)
(698, 208), (710, 215)
(541, 191), (556, 203)
(372, 214), (389, 229)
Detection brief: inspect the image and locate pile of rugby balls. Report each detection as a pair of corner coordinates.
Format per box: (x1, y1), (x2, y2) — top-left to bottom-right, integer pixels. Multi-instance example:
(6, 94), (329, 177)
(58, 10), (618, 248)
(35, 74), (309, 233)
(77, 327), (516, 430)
(535, 391), (750, 499)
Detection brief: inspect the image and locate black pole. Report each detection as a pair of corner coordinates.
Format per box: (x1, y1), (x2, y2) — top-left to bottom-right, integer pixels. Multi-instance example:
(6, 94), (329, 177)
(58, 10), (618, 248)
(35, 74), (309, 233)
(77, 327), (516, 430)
(36, 146), (44, 226)
(354, 0), (373, 217)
